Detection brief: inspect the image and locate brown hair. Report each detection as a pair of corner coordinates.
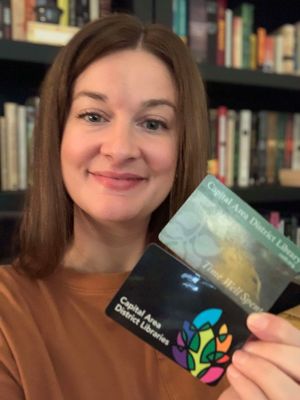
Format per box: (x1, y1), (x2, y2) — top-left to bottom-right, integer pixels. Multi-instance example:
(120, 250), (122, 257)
(15, 13), (209, 278)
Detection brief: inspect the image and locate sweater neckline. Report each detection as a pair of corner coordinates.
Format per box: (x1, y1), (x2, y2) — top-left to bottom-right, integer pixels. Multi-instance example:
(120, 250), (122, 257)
(51, 267), (130, 294)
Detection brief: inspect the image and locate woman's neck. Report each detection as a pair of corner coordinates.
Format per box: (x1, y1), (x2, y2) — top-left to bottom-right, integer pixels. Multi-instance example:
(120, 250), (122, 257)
(63, 210), (149, 273)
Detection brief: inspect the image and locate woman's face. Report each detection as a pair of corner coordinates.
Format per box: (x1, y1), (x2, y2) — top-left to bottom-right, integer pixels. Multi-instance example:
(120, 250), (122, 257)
(61, 49), (178, 226)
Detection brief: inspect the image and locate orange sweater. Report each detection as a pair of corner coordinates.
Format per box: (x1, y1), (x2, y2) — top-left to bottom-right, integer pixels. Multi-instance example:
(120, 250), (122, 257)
(0, 266), (228, 399)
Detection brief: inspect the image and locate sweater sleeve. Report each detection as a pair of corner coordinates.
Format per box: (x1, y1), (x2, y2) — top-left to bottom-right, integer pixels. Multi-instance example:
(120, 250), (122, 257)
(0, 329), (25, 399)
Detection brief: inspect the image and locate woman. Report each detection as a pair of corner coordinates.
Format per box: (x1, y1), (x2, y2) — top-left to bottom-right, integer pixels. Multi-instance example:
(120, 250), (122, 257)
(0, 13), (299, 400)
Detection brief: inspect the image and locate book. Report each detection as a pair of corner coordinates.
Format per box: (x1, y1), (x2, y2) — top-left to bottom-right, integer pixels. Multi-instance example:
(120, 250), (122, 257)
(57, 0), (69, 26)
(237, 110), (252, 187)
(256, 111), (267, 184)
(249, 33), (257, 70)
(17, 105), (27, 190)
(225, 109), (237, 187)
(2, 0), (12, 39)
(234, 2), (254, 69)
(4, 102), (18, 191)
(0, 116), (8, 191)
(232, 15), (242, 68)
(188, 0), (207, 63)
(279, 24), (295, 74)
(206, 0), (218, 64)
(216, 0), (227, 65)
(217, 106), (227, 184)
(208, 109), (218, 176)
(224, 8), (232, 68)
(173, 0), (188, 43)
(11, 0), (26, 40)
(291, 113), (300, 170)
(265, 112), (278, 185)
(295, 22), (300, 75)
(274, 34), (283, 74)
(27, 21), (79, 45)
(279, 169), (300, 187)
(257, 27), (266, 70)
(89, 0), (100, 21)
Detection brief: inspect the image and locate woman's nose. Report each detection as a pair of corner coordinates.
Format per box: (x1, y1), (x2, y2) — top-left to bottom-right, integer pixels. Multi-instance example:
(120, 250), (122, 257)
(100, 121), (141, 162)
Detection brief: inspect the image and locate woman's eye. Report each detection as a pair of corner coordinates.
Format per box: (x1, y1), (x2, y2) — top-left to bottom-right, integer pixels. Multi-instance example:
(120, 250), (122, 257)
(143, 119), (167, 131)
(78, 112), (106, 123)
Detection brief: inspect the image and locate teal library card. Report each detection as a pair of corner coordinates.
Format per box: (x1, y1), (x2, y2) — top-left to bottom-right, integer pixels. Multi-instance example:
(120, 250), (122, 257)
(159, 175), (300, 314)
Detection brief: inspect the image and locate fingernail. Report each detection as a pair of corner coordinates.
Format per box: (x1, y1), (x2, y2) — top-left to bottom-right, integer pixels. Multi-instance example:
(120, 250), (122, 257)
(248, 313), (269, 330)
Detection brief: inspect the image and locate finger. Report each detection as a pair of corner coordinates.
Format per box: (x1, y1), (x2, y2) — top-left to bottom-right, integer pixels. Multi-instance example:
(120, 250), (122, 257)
(226, 365), (267, 400)
(218, 383), (243, 400)
(247, 313), (300, 346)
(232, 350), (300, 400)
(243, 341), (300, 382)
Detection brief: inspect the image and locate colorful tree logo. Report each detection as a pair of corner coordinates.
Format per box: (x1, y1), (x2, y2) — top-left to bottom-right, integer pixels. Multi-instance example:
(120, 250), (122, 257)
(172, 308), (232, 384)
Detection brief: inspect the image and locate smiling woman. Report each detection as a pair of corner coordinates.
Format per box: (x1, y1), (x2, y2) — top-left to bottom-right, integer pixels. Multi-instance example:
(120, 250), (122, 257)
(1, 11), (299, 400)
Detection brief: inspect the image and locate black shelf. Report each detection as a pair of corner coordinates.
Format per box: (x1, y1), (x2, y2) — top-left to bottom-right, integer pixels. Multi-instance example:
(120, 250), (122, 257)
(233, 186), (300, 205)
(0, 191), (25, 213)
(199, 65), (300, 91)
(0, 39), (60, 65)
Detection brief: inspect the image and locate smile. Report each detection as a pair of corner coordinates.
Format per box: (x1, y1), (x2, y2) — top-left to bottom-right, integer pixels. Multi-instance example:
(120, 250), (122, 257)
(89, 171), (146, 191)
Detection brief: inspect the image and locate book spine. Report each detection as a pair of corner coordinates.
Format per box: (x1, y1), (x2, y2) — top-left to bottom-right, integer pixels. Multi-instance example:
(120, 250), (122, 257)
(25, 0), (35, 23)
(17, 105), (27, 190)
(280, 24), (295, 74)
(208, 109), (218, 176)
(11, 0), (26, 40)
(249, 33), (257, 70)
(263, 35), (274, 72)
(216, 0), (227, 66)
(291, 113), (300, 170)
(4, 102), (19, 191)
(3, 0), (11, 39)
(75, 0), (90, 27)
(0, 116), (8, 191)
(274, 34), (283, 74)
(275, 112), (288, 182)
(249, 112), (258, 185)
(206, 0), (217, 64)
(257, 27), (266, 70)
(295, 22), (300, 75)
(100, 0), (112, 16)
(236, 2), (254, 69)
(224, 8), (232, 68)
(0, 1), (4, 39)
(69, 0), (76, 26)
(89, 0), (99, 21)
(188, 0), (207, 62)
(284, 114), (293, 169)
(58, 0), (69, 26)
(217, 106), (227, 184)
(238, 110), (252, 187)
(225, 109), (237, 187)
(265, 112), (278, 185)
(232, 16), (242, 68)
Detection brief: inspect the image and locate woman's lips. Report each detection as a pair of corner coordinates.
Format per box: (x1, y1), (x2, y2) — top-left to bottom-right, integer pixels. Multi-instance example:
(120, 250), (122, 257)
(89, 171), (146, 190)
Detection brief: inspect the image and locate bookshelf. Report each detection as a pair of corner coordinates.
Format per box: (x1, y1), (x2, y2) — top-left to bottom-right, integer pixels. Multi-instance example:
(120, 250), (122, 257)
(1, 0), (300, 264)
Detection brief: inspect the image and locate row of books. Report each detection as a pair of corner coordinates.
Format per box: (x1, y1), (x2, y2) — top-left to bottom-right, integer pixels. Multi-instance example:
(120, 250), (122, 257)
(0, 97), (39, 192)
(0, 0), (112, 45)
(265, 211), (300, 247)
(208, 107), (300, 188)
(173, 0), (300, 75)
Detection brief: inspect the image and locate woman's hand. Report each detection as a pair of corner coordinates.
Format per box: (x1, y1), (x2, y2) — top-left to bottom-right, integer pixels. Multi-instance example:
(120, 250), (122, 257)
(219, 312), (300, 400)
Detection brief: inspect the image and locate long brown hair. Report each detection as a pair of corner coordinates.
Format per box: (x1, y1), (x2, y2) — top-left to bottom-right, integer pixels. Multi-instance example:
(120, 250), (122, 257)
(15, 13), (209, 278)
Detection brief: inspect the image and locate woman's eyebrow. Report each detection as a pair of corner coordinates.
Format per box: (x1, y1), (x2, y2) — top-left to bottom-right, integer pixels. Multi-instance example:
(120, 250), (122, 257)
(141, 99), (176, 112)
(73, 91), (108, 102)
